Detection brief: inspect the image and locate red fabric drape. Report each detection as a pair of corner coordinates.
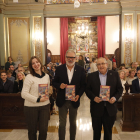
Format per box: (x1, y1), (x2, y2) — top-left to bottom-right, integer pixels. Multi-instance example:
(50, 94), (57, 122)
(97, 16), (105, 58)
(60, 18), (68, 64)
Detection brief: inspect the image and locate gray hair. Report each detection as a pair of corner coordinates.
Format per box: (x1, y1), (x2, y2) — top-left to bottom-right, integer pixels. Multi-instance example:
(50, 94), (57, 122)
(97, 57), (107, 63)
(65, 49), (76, 57)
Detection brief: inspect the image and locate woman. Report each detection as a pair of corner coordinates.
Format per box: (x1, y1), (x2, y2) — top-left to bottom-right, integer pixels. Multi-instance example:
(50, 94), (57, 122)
(118, 70), (127, 102)
(90, 58), (98, 73)
(13, 72), (25, 93)
(119, 66), (125, 70)
(21, 56), (50, 140)
(5, 56), (15, 71)
(127, 69), (137, 93)
(77, 55), (84, 68)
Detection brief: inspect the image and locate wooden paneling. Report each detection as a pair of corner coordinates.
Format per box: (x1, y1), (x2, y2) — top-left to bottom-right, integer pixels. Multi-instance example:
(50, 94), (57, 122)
(51, 55), (60, 63)
(0, 94), (27, 129)
(121, 94), (140, 131)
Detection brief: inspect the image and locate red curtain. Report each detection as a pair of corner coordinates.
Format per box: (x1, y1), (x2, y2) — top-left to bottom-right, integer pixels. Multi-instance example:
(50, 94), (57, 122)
(97, 16), (105, 58)
(60, 18), (68, 64)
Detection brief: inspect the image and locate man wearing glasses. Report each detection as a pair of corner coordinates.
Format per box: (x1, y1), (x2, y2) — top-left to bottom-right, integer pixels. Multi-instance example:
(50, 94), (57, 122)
(52, 49), (86, 140)
(86, 57), (123, 140)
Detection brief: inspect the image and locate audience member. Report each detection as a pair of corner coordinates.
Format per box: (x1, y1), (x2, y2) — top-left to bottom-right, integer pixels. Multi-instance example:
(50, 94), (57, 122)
(124, 69), (129, 78)
(9, 65), (16, 79)
(119, 66), (125, 70)
(90, 58), (98, 73)
(0, 71), (13, 93)
(110, 55), (116, 62)
(133, 62), (140, 76)
(15, 63), (22, 73)
(118, 70), (127, 102)
(47, 53), (51, 64)
(112, 62), (118, 72)
(120, 63), (125, 67)
(5, 56), (15, 71)
(50, 66), (56, 80)
(104, 55), (112, 70)
(13, 72), (25, 93)
(18, 66), (27, 76)
(132, 70), (140, 93)
(6, 70), (15, 83)
(85, 54), (90, 64)
(77, 55), (84, 68)
(127, 69), (137, 93)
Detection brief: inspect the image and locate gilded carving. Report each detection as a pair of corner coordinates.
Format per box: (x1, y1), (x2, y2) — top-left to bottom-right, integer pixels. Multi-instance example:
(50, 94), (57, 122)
(137, 14), (140, 63)
(34, 17), (42, 62)
(8, 18), (30, 66)
(124, 15), (133, 65)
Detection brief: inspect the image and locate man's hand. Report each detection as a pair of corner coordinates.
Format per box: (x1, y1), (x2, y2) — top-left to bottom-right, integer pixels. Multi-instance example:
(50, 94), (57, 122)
(60, 83), (67, 89)
(40, 97), (48, 102)
(73, 95), (79, 102)
(94, 97), (102, 103)
(109, 97), (116, 104)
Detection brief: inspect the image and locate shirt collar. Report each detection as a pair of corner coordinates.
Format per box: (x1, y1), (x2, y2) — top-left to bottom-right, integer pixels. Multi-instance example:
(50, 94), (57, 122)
(99, 70), (108, 76)
(34, 72), (45, 78)
(66, 64), (75, 71)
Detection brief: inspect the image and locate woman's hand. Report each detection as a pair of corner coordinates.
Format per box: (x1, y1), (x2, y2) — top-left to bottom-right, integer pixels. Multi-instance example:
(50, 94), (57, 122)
(40, 97), (49, 102)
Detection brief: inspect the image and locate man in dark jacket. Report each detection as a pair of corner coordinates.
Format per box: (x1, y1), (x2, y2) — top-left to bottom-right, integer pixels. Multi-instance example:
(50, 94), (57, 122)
(52, 49), (86, 140)
(86, 57), (123, 140)
(0, 71), (13, 93)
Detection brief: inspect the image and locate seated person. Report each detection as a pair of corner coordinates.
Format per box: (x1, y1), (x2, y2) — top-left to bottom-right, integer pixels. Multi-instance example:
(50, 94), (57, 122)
(15, 63), (22, 73)
(5, 56), (15, 71)
(118, 70), (126, 102)
(0, 71), (13, 93)
(127, 69), (137, 93)
(9, 64), (16, 79)
(132, 70), (140, 93)
(112, 62), (119, 72)
(13, 72), (25, 93)
(6, 70), (15, 83)
(18, 66), (27, 76)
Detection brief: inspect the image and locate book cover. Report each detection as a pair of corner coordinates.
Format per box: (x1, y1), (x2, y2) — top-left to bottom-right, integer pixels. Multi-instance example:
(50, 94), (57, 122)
(65, 85), (75, 100)
(99, 85), (110, 101)
(38, 84), (49, 98)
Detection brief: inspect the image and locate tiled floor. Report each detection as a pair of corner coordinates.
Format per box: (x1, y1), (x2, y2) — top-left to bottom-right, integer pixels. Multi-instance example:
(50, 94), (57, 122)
(0, 93), (140, 140)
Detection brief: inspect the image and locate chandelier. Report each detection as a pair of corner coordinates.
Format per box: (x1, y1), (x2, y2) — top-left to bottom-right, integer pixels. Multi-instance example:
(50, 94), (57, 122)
(75, 21), (91, 39)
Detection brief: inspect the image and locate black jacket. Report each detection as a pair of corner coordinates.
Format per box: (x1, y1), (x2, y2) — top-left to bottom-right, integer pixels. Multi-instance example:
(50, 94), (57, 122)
(52, 64), (86, 108)
(13, 80), (23, 93)
(85, 70), (123, 117)
(132, 78), (140, 93)
(0, 78), (14, 93)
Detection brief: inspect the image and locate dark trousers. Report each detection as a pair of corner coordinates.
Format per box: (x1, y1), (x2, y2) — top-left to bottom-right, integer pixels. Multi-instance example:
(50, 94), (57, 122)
(59, 100), (78, 140)
(91, 107), (116, 140)
(24, 104), (50, 140)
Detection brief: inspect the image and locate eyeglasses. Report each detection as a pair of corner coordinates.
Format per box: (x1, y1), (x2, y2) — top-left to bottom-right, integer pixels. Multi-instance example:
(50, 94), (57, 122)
(96, 63), (106, 66)
(66, 56), (76, 59)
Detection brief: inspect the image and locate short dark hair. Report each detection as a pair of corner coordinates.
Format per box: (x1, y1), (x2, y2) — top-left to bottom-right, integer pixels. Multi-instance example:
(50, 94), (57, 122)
(92, 58), (96, 62)
(7, 56), (13, 61)
(28, 56), (43, 76)
(0, 71), (6, 75)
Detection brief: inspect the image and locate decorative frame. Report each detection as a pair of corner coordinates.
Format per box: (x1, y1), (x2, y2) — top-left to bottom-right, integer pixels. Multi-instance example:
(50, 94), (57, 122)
(124, 14), (133, 66)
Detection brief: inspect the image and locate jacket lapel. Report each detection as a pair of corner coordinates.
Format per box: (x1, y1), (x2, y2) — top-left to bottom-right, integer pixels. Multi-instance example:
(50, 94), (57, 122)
(106, 71), (112, 86)
(137, 78), (140, 90)
(70, 65), (77, 84)
(97, 71), (101, 86)
(63, 64), (69, 84)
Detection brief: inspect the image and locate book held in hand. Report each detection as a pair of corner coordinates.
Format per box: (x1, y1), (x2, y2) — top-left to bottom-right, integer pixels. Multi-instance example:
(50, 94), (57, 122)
(38, 84), (49, 98)
(99, 85), (110, 101)
(65, 85), (75, 100)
